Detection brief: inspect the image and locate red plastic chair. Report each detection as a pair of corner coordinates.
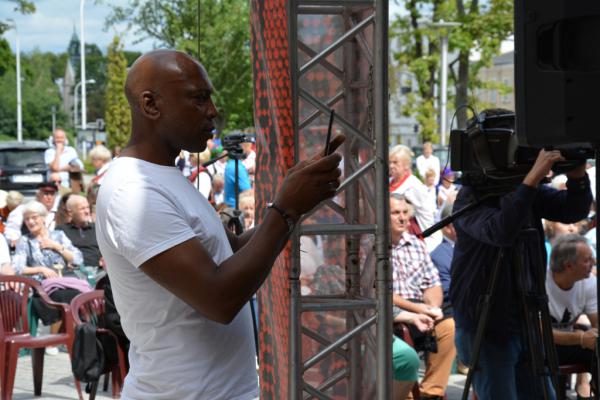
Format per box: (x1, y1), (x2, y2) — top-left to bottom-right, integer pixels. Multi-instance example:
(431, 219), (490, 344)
(0, 275), (77, 400)
(71, 290), (127, 399)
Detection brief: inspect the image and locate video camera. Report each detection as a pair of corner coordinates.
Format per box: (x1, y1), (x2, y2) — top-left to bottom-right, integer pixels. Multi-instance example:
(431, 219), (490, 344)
(221, 133), (253, 160)
(449, 109), (593, 188)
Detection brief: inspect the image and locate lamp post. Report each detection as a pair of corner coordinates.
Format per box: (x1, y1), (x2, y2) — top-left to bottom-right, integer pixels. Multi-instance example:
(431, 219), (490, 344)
(429, 20), (460, 146)
(74, 79), (95, 129)
(7, 19), (22, 142)
(80, 0), (88, 129)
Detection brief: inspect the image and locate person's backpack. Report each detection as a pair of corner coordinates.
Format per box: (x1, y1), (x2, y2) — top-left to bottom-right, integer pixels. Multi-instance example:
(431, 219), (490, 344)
(71, 323), (105, 382)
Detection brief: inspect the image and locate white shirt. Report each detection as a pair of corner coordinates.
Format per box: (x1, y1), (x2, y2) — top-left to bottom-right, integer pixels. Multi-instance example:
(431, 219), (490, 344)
(416, 154), (441, 185)
(44, 146), (83, 188)
(0, 234), (11, 266)
(546, 274), (597, 331)
(95, 157), (258, 400)
(392, 174), (442, 252)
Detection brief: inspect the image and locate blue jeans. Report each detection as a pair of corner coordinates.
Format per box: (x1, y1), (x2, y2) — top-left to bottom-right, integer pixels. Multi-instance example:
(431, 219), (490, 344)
(455, 327), (556, 400)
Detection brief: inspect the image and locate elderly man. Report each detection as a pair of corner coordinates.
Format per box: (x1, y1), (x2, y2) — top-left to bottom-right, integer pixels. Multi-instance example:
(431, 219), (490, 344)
(44, 128), (83, 188)
(56, 195), (100, 267)
(5, 182), (58, 245)
(547, 234), (597, 398)
(389, 144), (441, 251)
(390, 193), (455, 400)
(95, 49), (344, 399)
(416, 141), (441, 185)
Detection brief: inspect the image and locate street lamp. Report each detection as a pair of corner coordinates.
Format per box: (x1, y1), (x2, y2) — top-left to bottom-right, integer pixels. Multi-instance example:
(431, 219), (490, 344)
(6, 19), (22, 142)
(429, 19), (460, 146)
(74, 79), (95, 129)
(80, 0), (88, 129)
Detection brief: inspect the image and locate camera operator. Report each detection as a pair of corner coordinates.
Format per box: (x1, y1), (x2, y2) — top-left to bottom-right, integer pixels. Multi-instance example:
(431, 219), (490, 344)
(450, 113), (593, 398)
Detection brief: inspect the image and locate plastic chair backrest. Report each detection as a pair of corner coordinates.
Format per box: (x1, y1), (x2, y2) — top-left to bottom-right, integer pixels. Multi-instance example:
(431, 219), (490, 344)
(70, 290), (105, 328)
(0, 276), (38, 335)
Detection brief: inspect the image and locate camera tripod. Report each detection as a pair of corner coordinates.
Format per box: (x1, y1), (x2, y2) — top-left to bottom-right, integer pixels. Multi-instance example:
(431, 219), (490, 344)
(460, 228), (561, 400)
(423, 193), (561, 400)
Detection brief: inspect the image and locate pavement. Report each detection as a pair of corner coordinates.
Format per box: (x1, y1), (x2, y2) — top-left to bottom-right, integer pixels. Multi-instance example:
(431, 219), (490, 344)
(10, 352), (579, 399)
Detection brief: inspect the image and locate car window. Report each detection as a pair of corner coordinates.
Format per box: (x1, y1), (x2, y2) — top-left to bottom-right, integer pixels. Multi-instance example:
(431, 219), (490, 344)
(0, 149), (46, 168)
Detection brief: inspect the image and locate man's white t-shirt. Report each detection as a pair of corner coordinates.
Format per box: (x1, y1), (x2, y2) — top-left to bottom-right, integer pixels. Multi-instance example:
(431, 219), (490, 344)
(44, 146), (83, 187)
(416, 154), (441, 185)
(95, 157), (258, 400)
(546, 273), (597, 331)
(392, 174), (442, 251)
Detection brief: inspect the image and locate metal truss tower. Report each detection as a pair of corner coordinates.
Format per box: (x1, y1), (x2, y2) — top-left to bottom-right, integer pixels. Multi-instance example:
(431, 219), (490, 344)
(287, 1), (391, 399)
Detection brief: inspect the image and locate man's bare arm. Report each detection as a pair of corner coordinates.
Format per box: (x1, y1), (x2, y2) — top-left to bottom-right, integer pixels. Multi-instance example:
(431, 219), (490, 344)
(140, 210), (291, 324)
(139, 138), (344, 324)
(422, 285), (443, 308)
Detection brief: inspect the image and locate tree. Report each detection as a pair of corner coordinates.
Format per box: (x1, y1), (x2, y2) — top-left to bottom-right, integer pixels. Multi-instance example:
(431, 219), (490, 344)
(0, 49), (68, 140)
(105, 36), (130, 149)
(390, 0), (513, 141)
(106, 0), (252, 131)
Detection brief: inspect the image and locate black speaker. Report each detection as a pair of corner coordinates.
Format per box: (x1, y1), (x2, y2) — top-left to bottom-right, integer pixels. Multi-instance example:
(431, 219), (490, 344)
(515, 1), (600, 146)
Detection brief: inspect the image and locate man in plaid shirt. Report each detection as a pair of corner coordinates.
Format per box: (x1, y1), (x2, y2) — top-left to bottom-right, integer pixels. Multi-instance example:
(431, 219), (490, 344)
(390, 193), (456, 400)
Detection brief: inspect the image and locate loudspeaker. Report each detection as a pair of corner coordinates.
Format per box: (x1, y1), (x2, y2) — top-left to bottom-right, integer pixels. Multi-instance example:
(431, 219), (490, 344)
(515, 1), (600, 146)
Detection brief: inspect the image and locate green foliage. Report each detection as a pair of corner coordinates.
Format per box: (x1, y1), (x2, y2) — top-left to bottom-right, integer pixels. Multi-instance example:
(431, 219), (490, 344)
(0, 38), (15, 76)
(0, 49), (68, 140)
(390, 0), (513, 141)
(84, 43), (108, 123)
(106, 0), (253, 131)
(104, 36), (131, 149)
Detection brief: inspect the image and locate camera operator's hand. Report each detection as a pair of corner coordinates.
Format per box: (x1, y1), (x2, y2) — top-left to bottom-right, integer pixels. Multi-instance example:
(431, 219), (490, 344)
(523, 149), (565, 188)
(273, 135), (345, 221)
(580, 328), (598, 350)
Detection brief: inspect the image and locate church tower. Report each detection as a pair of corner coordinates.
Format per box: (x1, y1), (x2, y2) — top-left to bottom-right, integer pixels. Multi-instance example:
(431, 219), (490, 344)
(61, 26), (80, 125)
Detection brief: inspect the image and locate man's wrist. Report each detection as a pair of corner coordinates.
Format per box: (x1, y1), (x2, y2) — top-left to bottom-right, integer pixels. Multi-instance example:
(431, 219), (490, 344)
(266, 202), (296, 234)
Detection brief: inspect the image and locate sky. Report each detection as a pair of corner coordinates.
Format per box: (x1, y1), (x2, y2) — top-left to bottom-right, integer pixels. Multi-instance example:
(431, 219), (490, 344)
(0, 0), (155, 54)
(0, 1), (513, 56)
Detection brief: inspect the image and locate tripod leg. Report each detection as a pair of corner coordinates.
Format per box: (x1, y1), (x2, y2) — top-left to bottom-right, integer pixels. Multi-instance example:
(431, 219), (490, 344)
(461, 248), (505, 400)
(513, 232), (560, 400)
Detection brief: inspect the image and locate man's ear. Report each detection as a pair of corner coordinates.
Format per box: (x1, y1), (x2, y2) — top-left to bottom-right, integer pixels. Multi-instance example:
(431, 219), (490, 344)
(139, 90), (161, 120)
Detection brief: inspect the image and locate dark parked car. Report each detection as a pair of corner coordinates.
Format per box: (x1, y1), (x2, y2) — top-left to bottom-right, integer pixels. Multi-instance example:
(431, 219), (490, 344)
(0, 140), (49, 195)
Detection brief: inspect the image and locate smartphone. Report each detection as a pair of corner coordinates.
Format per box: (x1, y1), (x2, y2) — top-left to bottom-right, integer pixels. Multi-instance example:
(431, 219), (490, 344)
(323, 109), (335, 156)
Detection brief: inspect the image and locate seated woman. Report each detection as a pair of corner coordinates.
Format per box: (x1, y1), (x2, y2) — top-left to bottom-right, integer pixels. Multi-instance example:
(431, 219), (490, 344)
(12, 201), (85, 353)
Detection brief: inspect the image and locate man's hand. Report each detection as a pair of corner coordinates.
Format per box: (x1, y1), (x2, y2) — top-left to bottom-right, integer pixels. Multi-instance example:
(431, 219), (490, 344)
(418, 303), (443, 321)
(523, 149), (565, 188)
(581, 328), (598, 350)
(55, 141), (65, 154)
(273, 135), (345, 220)
(410, 313), (435, 333)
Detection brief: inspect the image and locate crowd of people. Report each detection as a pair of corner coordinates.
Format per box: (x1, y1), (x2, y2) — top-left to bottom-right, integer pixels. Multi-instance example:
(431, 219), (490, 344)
(388, 132), (597, 400)
(0, 51), (598, 400)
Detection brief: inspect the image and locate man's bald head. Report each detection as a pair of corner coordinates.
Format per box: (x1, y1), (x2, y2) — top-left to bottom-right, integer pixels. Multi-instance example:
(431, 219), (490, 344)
(125, 50), (212, 111)
(122, 49), (218, 161)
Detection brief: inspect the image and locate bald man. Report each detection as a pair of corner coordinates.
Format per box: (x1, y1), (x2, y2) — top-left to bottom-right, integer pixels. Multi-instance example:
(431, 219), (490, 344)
(44, 128), (83, 188)
(95, 50), (344, 400)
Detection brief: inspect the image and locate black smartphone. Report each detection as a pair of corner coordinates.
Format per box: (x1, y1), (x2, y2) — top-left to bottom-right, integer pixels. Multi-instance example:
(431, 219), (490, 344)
(323, 109), (335, 156)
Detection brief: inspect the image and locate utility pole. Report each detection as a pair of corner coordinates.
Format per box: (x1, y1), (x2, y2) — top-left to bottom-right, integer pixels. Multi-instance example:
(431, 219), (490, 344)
(429, 20), (460, 146)
(80, 0), (88, 129)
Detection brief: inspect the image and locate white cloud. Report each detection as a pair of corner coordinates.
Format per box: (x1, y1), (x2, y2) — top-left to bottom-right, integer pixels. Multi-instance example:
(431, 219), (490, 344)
(1, 0), (155, 54)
